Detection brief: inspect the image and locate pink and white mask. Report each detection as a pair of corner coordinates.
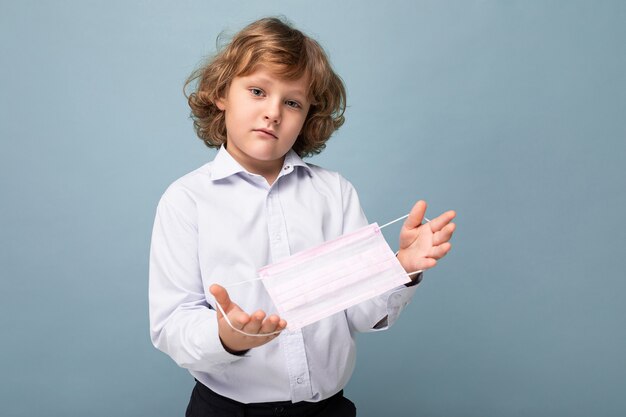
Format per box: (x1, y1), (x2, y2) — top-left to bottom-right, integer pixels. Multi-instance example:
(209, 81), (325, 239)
(214, 214), (426, 335)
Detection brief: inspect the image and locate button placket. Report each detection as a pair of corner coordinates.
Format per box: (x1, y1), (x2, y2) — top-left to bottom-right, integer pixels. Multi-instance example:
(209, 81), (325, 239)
(280, 330), (314, 402)
(266, 187), (290, 262)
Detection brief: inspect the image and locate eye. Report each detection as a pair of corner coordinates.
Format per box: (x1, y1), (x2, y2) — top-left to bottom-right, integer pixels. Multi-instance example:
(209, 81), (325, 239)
(249, 88), (264, 97)
(285, 100), (301, 109)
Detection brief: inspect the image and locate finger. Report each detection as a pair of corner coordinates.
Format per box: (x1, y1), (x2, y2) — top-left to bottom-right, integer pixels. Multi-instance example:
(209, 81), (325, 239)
(429, 242), (451, 260)
(242, 310), (266, 334)
(228, 310), (250, 331)
(402, 200), (427, 230)
(277, 319), (287, 331)
(265, 319), (287, 339)
(433, 222), (456, 246)
(209, 284), (233, 318)
(428, 210), (456, 233)
(413, 257), (437, 271)
(260, 315), (282, 334)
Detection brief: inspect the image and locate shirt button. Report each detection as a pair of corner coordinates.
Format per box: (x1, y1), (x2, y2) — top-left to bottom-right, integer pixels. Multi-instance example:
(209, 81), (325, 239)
(284, 165), (290, 170)
(296, 377), (303, 384)
(274, 234), (281, 241)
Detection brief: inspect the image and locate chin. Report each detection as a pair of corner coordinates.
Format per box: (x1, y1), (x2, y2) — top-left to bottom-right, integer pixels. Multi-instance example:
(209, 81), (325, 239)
(246, 146), (286, 162)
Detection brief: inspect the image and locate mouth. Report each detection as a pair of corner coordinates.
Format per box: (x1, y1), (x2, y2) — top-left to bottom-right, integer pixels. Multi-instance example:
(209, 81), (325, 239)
(254, 128), (278, 139)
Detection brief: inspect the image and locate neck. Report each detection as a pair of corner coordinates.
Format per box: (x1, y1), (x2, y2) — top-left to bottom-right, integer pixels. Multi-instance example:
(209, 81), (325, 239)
(224, 146), (284, 185)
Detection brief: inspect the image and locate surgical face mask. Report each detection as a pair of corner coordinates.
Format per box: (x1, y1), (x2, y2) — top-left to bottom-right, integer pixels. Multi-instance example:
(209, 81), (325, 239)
(214, 214), (427, 336)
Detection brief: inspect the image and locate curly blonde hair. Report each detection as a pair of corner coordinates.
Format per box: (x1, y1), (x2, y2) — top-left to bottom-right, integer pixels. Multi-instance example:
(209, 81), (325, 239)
(184, 17), (346, 157)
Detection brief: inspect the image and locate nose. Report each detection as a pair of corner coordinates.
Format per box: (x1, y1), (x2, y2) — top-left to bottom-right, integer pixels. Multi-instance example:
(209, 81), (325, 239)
(264, 100), (281, 125)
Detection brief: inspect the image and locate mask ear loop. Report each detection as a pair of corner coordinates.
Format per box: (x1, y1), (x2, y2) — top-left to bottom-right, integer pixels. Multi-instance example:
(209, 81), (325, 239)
(213, 213), (429, 338)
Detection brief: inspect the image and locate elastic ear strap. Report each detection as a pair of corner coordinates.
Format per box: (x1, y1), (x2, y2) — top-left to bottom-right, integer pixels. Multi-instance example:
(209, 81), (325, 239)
(380, 214), (431, 229)
(214, 300), (282, 338)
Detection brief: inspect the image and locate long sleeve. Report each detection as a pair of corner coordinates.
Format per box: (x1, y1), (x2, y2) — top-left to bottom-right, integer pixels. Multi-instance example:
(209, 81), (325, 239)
(338, 176), (419, 333)
(149, 192), (241, 373)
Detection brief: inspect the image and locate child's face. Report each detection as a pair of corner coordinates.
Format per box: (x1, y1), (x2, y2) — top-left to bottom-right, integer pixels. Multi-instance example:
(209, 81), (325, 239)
(216, 66), (311, 178)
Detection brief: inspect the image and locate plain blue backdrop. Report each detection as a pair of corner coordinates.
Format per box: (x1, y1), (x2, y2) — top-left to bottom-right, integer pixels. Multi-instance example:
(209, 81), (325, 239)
(1, 1), (625, 416)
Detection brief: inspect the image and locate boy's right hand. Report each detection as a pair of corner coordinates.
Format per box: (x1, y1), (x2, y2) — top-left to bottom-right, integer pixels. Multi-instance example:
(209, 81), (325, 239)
(209, 284), (287, 354)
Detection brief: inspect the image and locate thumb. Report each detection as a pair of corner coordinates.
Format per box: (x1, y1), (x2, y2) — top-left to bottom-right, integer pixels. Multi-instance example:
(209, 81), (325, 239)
(209, 284), (231, 318)
(403, 200), (427, 231)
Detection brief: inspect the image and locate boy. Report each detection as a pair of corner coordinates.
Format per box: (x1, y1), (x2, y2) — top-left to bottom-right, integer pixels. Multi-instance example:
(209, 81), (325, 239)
(149, 17), (456, 416)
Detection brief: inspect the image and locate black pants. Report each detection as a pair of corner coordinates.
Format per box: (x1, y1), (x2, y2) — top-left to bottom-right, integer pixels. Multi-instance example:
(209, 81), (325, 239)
(186, 380), (357, 417)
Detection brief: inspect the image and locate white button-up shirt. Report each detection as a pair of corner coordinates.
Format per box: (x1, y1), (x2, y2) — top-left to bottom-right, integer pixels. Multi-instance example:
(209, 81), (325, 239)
(149, 146), (417, 403)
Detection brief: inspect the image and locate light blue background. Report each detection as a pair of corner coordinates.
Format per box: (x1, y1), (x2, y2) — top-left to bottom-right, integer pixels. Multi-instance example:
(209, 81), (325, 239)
(1, 1), (625, 416)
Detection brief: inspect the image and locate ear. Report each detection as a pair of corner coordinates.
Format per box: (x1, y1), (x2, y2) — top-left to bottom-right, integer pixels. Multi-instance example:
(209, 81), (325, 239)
(215, 96), (226, 111)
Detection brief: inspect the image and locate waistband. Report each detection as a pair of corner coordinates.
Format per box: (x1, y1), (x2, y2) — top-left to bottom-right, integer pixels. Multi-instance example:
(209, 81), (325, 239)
(193, 379), (343, 416)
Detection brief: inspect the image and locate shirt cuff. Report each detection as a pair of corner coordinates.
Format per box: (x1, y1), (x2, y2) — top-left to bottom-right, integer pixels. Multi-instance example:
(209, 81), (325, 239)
(190, 310), (248, 372)
(405, 272), (423, 287)
(374, 278), (420, 330)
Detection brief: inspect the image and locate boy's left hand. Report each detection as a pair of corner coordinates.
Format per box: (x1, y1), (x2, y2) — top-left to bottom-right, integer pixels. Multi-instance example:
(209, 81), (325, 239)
(396, 200), (456, 279)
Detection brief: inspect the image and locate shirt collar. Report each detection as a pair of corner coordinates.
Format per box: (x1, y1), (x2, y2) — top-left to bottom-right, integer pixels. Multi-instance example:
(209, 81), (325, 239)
(283, 148), (312, 176)
(211, 145), (312, 181)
